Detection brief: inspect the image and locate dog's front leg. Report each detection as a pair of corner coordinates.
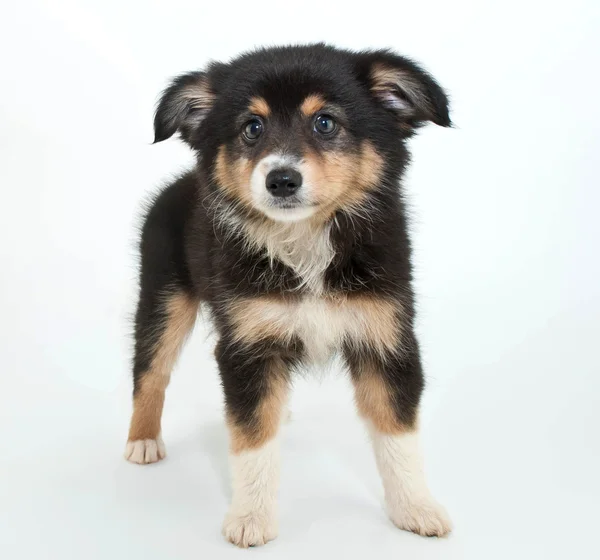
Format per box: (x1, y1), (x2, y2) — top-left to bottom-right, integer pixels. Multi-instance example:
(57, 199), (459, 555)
(345, 331), (452, 537)
(216, 338), (291, 548)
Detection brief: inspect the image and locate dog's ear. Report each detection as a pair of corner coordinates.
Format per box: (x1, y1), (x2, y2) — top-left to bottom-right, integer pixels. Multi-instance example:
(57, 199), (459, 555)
(153, 71), (215, 144)
(356, 51), (451, 128)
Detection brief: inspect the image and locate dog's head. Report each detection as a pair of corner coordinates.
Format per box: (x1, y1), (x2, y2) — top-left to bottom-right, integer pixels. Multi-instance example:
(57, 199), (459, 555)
(154, 44), (450, 222)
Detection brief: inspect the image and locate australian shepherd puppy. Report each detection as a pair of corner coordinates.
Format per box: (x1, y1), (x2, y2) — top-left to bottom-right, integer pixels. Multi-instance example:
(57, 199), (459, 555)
(125, 44), (452, 547)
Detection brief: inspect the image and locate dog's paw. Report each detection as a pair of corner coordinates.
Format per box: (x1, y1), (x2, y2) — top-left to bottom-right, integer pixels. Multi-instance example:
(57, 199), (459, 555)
(388, 498), (452, 537)
(222, 510), (278, 548)
(124, 437), (166, 464)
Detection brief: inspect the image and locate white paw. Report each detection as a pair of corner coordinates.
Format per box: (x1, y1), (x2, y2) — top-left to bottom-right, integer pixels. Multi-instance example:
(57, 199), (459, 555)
(222, 511), (278, 548)
(388, 498), (452, 537)
(124, 436), (166, 464)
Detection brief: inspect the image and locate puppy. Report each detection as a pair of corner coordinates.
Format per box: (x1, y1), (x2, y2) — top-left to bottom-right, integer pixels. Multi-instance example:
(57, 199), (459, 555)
(125, 44), (452, 547)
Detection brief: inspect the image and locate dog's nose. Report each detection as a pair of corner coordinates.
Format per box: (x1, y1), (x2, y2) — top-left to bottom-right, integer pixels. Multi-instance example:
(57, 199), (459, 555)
(265, 168), (303, 197)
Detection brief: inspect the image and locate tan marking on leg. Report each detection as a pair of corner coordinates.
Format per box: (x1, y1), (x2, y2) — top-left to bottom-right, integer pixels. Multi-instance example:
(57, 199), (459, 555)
(223, 358), (288, 547)
(352, 359), (406, 434)
(153, 292), (199, 376)
(227, 358), (289, 454)
(300, 94), (326, 117)
(126, 292), (198, 462)
(128, 374), (169, 442)
(248, 96), (271, 118)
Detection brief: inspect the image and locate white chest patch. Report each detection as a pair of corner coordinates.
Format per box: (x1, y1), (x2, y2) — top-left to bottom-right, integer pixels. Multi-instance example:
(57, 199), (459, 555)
(280, 298), (360, 362)
(243, 219), (334, 294)
(218, 208), (402, 363)
(213, 192), (334, 293)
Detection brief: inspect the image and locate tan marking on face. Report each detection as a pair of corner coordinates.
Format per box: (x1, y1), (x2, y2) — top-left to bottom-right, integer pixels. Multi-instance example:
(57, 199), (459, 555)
(227, 358), (289, 454)
(128, 292), (198, 441)
(303, 141), (384, 217)
(227, 293), (402, 360)
(214, 145), (253, 206)
(300, 94), (326, 117)
(352, 359), (408, 434)
(248, 96), (271, 118)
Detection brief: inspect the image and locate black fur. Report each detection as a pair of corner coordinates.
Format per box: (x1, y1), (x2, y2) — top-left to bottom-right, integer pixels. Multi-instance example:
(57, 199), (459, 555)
(132, 43), (450, 438)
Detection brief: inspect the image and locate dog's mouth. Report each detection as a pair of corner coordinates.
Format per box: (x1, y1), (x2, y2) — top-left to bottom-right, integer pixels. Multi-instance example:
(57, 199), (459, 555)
(267, 196), (314, 210)
(260, 197), (319, 222)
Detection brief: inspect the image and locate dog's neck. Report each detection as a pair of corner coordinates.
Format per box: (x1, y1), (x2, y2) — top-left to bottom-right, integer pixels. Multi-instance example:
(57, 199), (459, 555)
(238, 214), (334, 295)
(210, 190), (394, 296)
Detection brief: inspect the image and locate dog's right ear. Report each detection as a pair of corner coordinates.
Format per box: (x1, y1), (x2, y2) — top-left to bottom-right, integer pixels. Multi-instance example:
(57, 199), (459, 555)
(153, 71), (215, 144)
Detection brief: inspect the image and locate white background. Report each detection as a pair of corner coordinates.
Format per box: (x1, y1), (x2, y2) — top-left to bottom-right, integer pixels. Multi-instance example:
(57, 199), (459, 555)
(1, 1), (599, 558)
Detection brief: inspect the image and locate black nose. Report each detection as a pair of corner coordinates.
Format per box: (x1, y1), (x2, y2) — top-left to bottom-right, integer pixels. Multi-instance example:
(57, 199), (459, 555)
(265, 168), (303, 197)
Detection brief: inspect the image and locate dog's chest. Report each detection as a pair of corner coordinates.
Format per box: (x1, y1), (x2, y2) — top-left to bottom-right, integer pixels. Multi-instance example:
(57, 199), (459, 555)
(272, 297), (353, 362)
(229, 294), (400, 364)
(228, 217), (401, 361)
(240, 218), (334, 294)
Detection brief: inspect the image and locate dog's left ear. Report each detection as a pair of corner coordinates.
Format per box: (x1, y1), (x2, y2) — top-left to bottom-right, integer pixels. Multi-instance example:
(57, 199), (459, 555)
(356, 51), (451, 128)
(153, 71), (215, 144)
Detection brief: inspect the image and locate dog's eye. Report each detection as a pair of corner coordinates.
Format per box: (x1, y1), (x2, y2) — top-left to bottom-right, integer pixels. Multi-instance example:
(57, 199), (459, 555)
(243, 118), (263, 141)
(314, 114), (337, 135)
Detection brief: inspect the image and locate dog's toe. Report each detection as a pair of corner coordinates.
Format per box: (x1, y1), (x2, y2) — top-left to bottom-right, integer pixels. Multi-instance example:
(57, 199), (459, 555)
(222, 511), (278, 548)
(388, 498), (452, 537)
(124, 437), (166, 464)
